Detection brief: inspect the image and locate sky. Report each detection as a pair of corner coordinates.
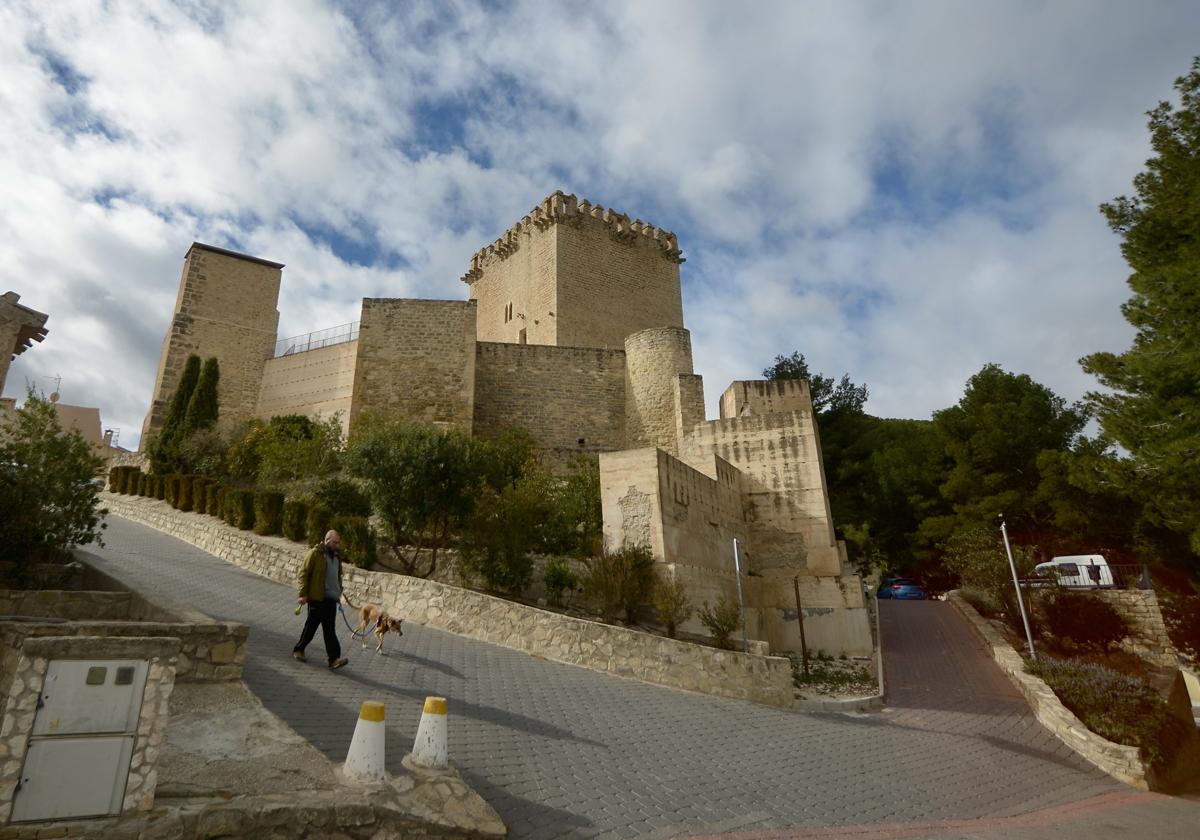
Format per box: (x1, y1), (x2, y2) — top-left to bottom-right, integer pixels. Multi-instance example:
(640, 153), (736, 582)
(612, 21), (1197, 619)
(2, 0), (1198, 450)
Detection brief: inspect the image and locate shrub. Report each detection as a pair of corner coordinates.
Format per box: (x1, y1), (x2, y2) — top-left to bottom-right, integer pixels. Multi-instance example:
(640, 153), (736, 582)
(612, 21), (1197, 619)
(331, 514), (377, 569)
(1027, 656), (1186, 768)
(1040, 590), (1129, 651)
(543, 557), (579, 608)
(205, 483), (221, 516)
(458, 481), (544, 596)
(308, 476), (372, 517)
(253, 491), (285, 536)
(306, 505), (333, 547)
(584, 544), (656, 624)
(178, 474), (200, 512)
(108, 466), (120, 491)
(226, 489), (255, 530)
(164, 474), (181, 508)
(959, 588), (1001, 618)
(212, 485), (227, 518)
(154, 475), (166, 500)
(282, 500), (309, 542)
(652, 572), (692, 639)
(698, 596), (742, 650)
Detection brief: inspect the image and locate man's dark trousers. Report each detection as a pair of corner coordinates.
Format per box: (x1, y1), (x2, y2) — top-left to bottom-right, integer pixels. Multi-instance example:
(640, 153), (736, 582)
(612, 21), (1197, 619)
(294, 599), (341, 664)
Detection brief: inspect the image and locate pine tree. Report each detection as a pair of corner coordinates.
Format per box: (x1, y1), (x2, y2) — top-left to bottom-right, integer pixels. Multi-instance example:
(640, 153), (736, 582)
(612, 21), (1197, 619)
(1081, 57), (1200, 560)
(184, 357), (220, 432)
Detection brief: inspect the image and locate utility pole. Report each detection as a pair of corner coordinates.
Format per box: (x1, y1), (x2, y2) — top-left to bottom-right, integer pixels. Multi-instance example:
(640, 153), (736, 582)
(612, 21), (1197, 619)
(997, 514), (1036, 660)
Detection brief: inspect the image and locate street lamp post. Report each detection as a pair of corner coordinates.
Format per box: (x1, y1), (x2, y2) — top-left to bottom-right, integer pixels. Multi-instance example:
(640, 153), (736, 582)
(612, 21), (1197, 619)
(997, 514), (1036, 661)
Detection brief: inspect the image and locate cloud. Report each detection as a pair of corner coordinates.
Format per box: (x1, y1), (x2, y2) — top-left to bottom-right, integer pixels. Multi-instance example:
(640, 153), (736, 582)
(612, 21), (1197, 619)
(1, 0), (1195, 447)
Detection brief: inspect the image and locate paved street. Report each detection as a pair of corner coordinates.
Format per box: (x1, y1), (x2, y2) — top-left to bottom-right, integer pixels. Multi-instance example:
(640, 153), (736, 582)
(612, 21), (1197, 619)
(85, 517), (1200, 839)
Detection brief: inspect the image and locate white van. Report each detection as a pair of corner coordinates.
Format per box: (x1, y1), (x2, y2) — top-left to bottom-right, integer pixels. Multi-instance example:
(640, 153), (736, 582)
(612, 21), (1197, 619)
(1032, 554), (1114, 588)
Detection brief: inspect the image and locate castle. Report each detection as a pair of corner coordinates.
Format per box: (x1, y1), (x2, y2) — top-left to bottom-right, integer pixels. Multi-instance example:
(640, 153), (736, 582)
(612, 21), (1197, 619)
(141, 191), (872, 655)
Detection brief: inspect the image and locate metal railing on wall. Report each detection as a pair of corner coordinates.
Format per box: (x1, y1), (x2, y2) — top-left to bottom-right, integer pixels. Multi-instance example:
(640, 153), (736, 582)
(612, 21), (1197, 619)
(274, 321), (360, 357)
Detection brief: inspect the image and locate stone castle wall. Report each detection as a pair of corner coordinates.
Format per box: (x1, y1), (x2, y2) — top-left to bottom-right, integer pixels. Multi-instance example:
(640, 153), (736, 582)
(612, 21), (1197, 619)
(256, 340), (358, 432)
(624, 327), (696, 455)
(349, 299), (477, 430)
(720, 379), (813, 419)
(141, 245), (281, 440)
(466, 218), (558, 346)
(473, 341), (627, 457)
(681, 410), (840, 576)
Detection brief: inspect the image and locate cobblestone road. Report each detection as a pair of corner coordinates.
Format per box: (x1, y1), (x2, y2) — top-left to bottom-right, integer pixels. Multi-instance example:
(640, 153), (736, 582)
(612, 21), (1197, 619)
(86, 517), (1200, 839)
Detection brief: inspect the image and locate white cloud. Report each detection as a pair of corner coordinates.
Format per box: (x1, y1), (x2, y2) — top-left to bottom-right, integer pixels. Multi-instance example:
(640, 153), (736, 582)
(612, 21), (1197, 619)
(1, 0), (1195, 446)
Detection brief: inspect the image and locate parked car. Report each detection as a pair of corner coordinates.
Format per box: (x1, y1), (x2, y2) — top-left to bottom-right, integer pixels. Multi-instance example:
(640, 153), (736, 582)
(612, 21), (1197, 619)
(876, 577), (927, 600)
(1032, 554), (1113, 588)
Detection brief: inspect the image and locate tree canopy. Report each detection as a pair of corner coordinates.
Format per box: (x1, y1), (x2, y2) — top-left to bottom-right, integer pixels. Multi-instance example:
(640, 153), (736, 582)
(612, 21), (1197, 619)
(762, 351), (868, 415)
(1081, 58), (1200, 560)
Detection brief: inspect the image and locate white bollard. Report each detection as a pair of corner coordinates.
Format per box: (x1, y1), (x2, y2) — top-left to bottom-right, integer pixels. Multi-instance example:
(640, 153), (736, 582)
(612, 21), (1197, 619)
(410, 696), (448, 768)
(343, 700), (387, 784)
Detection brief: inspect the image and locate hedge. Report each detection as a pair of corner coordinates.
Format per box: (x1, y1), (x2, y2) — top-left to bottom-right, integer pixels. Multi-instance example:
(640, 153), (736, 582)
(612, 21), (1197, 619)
(178, 474), (201, 512)
(190, 477), (211, 513)
(282, 500), (309, 543)
(331, 514), (377, 569)
(305, 505), (333, 547)
(253, 491), (285, 536)
(154, 475), (166, 500)
(225, 489), (256, 531)
(206, 483), (223, 517)
(136, 473), (148, 496)
(164, 474), (181, 508)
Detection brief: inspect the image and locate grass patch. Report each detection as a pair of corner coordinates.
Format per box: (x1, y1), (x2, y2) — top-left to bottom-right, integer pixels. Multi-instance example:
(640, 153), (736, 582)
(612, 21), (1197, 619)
(790, 651), (875, 696)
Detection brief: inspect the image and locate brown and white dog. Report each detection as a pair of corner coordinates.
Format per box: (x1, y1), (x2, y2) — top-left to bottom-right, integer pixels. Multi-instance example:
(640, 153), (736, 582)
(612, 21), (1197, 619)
(345, 597), (404, 654)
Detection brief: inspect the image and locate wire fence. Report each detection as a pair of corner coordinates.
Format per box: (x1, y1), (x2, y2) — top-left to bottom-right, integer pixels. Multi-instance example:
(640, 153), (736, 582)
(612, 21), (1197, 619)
(1019, 564), (1154, 591)
(274, 321), (359, 357)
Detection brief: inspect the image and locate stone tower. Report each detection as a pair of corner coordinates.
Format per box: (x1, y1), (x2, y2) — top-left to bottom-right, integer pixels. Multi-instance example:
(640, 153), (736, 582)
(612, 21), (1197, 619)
(461, 191), (685, 349)
(140, 243), (282, 443)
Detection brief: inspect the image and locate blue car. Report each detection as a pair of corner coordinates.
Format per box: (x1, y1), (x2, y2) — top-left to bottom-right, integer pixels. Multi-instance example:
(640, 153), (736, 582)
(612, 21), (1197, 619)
(877, 577), (927, 600)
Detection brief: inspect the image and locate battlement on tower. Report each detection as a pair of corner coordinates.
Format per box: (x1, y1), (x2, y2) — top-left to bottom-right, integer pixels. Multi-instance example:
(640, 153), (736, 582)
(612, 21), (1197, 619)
(460, 191), (683, 286)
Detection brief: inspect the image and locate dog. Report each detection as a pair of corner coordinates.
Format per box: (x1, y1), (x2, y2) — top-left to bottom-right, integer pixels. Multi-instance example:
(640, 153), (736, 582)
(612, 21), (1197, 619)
(345, 597), (404, 654)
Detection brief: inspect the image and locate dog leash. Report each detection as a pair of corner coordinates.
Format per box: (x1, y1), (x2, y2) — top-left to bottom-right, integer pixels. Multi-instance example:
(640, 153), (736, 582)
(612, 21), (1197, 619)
(337, 602), (378, 639)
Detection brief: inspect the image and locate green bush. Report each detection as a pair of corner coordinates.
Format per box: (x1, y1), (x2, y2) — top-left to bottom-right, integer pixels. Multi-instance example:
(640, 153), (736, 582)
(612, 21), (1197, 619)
(306, 505), (333, 547)
(1027, 657), (1186, 768)
(225, 489), (255, 530)
(164, 474), (181, 508)
(190, 477), (210, 509)
(308, 476), (372, 517)
(698, 596), (742, 650)
(107, 466), (120, 492)
(1040, 590), (1130, 651)
(177, 474), (199, 512)
(960, 588), (1001, 618)
(583, 544), (655, 624)
(652, 572), (692, 639)
(153, 475), (166, 500)
(543, 557), (578, 608)
(331, 514), (377, 569)
(253, 491), (285, 536)
(282, 500), (309, 542)
(207, 484), (223, 516)
(137, 472), (149, 495)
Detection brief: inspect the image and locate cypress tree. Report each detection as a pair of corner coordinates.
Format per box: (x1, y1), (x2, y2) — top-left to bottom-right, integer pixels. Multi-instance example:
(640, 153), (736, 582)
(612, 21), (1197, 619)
(184, 357), (220, 432)
(149, 354), (201, 474)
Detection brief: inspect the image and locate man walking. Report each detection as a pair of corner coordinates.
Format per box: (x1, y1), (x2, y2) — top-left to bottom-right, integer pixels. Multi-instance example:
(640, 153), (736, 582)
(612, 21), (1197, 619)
(293, 529), (349, 670)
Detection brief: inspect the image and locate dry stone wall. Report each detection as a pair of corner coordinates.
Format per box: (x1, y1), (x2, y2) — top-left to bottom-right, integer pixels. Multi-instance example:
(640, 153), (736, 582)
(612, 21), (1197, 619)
(1095, 589), (1179, 669)
(473, 341), (627, 457)
(142, 244), (281, 440)
(104, 494), (795, 709)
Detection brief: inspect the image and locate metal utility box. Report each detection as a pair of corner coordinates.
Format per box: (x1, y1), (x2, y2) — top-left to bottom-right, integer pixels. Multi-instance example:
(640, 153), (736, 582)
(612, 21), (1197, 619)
(10, 659), (148, 823)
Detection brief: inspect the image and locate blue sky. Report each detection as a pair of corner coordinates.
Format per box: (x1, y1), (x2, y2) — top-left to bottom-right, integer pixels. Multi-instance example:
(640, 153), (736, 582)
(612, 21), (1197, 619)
(2, 0), (1198, 448)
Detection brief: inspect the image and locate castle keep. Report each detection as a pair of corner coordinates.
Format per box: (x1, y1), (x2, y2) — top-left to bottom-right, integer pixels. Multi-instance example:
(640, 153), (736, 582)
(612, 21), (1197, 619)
(141, 191), (871, 655)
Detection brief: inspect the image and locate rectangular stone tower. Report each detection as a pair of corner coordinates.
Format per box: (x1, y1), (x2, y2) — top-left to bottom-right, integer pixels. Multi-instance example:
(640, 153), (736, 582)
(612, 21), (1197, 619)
(141, 243), (282, 442)
(461, 191), (685, 350)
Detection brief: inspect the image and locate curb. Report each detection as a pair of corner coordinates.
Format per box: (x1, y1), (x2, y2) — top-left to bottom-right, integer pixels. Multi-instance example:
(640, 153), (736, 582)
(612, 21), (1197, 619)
(793, 601), (886, 713)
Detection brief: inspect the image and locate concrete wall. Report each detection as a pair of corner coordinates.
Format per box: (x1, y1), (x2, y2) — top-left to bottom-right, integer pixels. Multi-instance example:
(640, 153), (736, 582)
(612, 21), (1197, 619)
(473, 341), (626, 458)
(681, 409), (840, 576)
(141, 244), (282, 441)
(349, 299), (477, 430)
(256, 340), (357, 432)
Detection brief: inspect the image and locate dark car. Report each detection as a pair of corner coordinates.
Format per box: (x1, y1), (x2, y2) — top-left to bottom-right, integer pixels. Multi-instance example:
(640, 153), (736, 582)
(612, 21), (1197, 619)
(876, 577), (927, 600)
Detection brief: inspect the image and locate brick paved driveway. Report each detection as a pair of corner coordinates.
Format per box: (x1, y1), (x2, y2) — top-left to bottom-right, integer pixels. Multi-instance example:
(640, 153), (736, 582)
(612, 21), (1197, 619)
(86, 517), (1200, 839)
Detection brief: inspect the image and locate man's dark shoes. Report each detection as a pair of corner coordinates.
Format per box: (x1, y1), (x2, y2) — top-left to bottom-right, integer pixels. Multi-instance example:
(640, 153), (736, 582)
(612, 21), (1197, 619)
(329, 657), (349, 670)
(292, 650), (306, 662)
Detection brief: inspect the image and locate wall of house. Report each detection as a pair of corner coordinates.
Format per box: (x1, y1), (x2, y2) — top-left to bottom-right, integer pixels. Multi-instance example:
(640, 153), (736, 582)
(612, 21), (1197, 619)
(348, 299), (477, 430)
(473, 341), (626, 458)
(256, 340), (358, 431)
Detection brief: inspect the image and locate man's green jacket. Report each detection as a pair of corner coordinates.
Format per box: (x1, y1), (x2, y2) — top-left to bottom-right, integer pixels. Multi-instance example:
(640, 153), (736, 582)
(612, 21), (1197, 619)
(298, 544), (343, 602)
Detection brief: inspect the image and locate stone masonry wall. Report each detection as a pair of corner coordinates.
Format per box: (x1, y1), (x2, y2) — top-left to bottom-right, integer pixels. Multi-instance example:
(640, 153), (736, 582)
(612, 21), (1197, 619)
(1095, 589), (1179, 669)
(0, 590), (132, 621)
(349, 299), (477, 430)
(624, 327), (695, 455)
(681, 410), (840, 576)
(0, 635), (180, 822)
(256, 340), (358, 433)
(473, 341), (627, 458)
(141, 244), (281, 441)
(720, 380), (813, 420)
(465, 216), (558, 346)
(103, 494), (795, 709)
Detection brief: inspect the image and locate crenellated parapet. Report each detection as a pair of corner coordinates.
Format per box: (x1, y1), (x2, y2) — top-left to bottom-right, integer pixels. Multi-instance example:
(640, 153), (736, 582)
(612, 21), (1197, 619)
(461, 190), (684, 284)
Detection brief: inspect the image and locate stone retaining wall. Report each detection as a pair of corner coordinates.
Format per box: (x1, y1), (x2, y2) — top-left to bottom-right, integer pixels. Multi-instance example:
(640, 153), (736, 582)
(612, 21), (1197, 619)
(0, 590), (132, 621)
(946, 591), (1151, 789)
(1094, 589), (1178, 669)
(104, 494), (796, 708)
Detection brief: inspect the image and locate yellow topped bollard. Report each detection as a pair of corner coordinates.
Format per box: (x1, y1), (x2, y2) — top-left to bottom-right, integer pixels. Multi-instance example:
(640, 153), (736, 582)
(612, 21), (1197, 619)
(343, 700), (387, 784)
(411, 696), (449, 769)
